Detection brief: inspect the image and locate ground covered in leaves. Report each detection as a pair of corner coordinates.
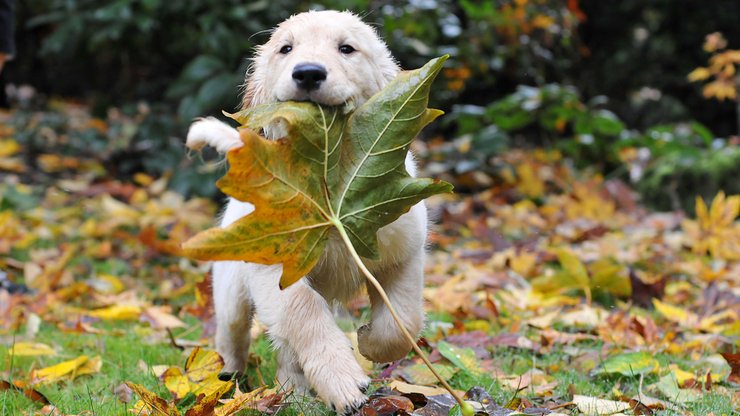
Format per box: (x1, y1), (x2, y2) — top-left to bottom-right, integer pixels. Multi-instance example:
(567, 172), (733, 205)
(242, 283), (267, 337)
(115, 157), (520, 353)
(0, 102), (738, 415)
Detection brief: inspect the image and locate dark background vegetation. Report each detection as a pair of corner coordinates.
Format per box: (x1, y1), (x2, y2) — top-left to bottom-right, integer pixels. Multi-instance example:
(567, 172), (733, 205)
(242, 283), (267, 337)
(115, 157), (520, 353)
(3, 0), (740, 210)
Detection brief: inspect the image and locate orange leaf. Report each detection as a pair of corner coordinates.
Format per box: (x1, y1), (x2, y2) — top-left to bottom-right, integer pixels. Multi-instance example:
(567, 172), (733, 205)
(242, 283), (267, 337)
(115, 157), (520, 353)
(0, 380), (51, 406)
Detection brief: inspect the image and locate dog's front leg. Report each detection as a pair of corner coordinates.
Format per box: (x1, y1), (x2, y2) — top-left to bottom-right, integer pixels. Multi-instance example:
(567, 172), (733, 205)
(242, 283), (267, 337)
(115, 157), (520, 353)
(212, 261), (255, 376)
(247, 269), (370, 414)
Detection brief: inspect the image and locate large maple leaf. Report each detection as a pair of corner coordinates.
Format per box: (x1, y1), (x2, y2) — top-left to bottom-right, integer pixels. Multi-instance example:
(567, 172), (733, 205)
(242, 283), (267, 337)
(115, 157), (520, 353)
(182, 56), (453, 288)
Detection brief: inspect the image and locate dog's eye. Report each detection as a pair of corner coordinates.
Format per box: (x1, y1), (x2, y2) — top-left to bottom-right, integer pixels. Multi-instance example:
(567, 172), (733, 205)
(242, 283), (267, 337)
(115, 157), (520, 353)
(279, 45), (293, 54)
(338, 44), (356, 54)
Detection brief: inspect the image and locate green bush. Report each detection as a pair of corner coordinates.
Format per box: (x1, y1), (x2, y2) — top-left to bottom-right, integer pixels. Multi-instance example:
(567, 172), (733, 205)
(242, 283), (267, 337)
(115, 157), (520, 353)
(14, 0), (580, 121)
(435, 82), (739, 212)
(435, 84), (625, 173)
(8, 1), (739, 203)
(9, 101), (224, 197)
(630, 129), (740, 213)
(20, 0), (297, 119)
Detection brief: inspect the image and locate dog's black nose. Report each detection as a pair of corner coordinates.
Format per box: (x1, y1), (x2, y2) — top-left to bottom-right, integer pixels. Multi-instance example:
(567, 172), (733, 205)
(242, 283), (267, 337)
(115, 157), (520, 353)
(292, 63), (327, 92)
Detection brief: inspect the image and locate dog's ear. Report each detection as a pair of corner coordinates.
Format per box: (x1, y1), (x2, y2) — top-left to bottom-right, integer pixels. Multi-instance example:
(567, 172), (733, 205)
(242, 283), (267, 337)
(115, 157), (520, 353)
(370, 45), (401, 91)
(241, 80), (256, 110)
(242, 79), (270, 110)
(241, 57), (269, 109)
(380, 57), (401, 86)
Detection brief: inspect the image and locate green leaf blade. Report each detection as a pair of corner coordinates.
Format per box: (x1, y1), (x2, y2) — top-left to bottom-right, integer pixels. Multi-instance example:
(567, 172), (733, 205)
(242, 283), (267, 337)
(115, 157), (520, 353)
(591, 351), (659, 377)
(334, 56), (451, 257)
(436, 340), (484, 378)
(340, 176), (452, 258)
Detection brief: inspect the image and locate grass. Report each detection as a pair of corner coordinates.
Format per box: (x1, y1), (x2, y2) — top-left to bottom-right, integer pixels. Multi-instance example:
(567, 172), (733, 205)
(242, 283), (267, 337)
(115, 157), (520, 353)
(9, 291), (726, 415)
(1, 323), (183, 415)
(1, 319), (736, 415)
(0, 321), (334, 415)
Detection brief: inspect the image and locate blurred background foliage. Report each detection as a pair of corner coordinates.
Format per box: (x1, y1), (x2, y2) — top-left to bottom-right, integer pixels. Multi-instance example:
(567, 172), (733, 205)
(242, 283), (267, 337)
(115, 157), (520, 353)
(4, 0), (740, 209)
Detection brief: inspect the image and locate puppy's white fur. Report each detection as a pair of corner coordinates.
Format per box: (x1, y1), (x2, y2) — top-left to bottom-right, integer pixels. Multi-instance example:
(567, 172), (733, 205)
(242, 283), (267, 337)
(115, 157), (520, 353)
(187, 10), (427, 414)
(185, 117), (241, 153)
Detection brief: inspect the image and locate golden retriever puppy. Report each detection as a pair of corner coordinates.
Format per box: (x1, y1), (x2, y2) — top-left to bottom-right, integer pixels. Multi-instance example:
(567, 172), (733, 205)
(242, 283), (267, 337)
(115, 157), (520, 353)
(186, 10), (427, 414)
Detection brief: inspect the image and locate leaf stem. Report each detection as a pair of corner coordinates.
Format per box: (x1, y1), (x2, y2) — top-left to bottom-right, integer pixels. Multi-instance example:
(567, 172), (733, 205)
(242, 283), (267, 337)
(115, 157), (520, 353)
(333, 221), (470, 412)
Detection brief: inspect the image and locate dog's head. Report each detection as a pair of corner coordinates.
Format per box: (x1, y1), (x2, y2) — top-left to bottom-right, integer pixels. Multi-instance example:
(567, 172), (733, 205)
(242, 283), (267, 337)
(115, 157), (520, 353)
(243, 10), (400, 110)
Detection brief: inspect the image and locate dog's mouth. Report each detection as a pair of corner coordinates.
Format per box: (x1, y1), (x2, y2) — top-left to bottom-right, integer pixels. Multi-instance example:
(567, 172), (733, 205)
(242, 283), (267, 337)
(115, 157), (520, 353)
(282, 92), (341, 106)
(280, 93), (356, 112)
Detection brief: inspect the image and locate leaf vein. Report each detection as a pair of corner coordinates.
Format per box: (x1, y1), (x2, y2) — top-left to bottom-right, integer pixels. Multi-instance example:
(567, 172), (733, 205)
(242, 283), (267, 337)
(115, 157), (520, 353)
(336, 69), (437, 214)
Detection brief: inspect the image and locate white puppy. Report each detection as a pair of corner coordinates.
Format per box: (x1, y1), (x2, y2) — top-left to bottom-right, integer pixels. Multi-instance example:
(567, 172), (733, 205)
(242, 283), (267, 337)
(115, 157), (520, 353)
(187, 10), (428, 414)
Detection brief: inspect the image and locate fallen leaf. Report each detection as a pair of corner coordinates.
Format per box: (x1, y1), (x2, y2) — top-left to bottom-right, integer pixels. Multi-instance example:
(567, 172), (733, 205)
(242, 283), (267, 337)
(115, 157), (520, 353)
(214, 385), (267, 416)
(720, 352), (740, 383)
(388, 380), (457, 397)
(159, 347), (232, 403)
(488, 332), (539, 350)
(8, 342), (56, 357)
(30, 355), (101, 385)
(76, 355), (102, 377)
(360, 395), (414, 416)
(652, 373), (703, 404)
(572, 394), (631, 415)
(0, 138), (21, 157)
(631, 394), (672, 411)
(498, 368), (554, 393)
(590, 258), (631, 297)
(400, 362), (458, 385)
(184, 391), (221, 416)
(540, 328), (598, 346)
(558, 304), (607, 329)
(413, 393), (457, 416)
(127, 382), (181, 416)
(161, 367), (190, 401)
(88, 273), (125, 294)
(0, 380), (51, 406)
(142, 306), (186, 329)
(681, 191), (740, 260)
(696, 353), (731, 382)
(436, 340), (484, 377)
(515, 162), (545, 198)
(652, 298), (696, 327)
(184, 347), (225, 385)
(669, 364), (697, 386)
(555, 248), (592, 302)
(592, 352), (659, 377)
(463, 386), (512, 415)
(113, 382), (133, 403)
(88, 304), (142, 321)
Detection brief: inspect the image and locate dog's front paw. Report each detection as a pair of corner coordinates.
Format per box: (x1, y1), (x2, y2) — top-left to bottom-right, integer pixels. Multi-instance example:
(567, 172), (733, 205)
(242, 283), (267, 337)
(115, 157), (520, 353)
(276, 364), (311, 395)
(328, 382), (368, 416)
(357, 323), (414, 363)
(304, 356), (370, 415)
(186, 117), (242, 153)
(323, 375), (370, 415)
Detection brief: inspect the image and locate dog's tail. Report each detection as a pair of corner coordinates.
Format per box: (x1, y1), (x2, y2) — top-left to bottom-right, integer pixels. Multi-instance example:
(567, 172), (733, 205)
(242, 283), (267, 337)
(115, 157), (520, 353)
(186, 117), (242, 154)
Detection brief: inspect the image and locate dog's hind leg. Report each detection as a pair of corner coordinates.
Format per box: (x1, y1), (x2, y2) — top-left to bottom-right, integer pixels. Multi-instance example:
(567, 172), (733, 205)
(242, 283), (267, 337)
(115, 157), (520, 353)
(212, 261), (255, 376)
